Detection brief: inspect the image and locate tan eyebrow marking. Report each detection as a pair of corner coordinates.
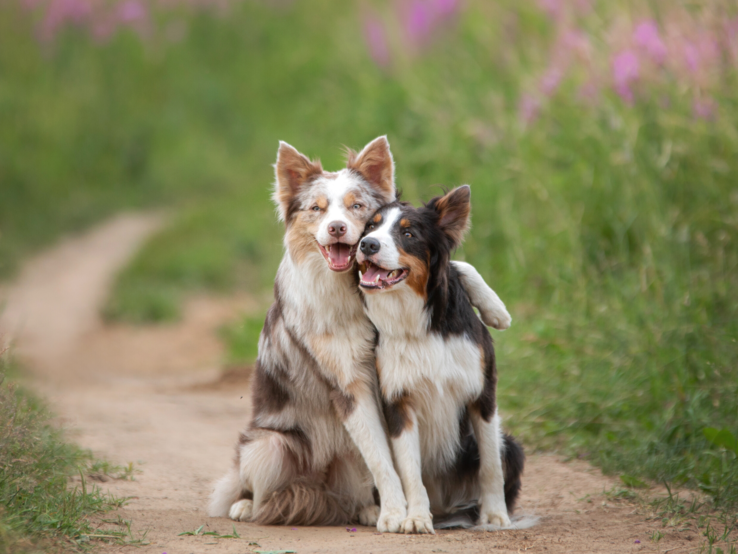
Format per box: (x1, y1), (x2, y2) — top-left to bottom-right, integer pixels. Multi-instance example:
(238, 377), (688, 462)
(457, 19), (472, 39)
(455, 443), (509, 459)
(373, 213), (382, 223)
(316, 197), (328, 209)
(344, 192), (357, 208)
(400, 219), (411, 228)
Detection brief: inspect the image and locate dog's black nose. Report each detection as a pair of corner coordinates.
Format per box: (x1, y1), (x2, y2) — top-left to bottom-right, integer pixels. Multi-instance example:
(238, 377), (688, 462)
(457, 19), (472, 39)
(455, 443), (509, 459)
(360, 237), (380, 255)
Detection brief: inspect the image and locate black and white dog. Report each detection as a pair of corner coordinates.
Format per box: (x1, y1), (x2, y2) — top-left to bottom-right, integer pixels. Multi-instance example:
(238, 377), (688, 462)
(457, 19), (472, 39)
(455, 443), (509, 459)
(356, 185), (524, 534)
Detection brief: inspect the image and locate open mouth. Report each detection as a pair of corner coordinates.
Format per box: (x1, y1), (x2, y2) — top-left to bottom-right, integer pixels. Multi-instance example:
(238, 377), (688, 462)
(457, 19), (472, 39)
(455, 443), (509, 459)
(359, 261), (409, 290)
(317, 241), (358, 272)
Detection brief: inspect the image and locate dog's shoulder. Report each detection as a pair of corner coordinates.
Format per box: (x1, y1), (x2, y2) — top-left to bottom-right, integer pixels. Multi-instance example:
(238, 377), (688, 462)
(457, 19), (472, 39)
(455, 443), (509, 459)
(428, 263), (489, 346)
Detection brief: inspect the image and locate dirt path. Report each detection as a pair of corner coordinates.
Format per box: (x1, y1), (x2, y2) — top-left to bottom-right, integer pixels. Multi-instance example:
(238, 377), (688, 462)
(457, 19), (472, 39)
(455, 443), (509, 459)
(0, 214), (701, 554)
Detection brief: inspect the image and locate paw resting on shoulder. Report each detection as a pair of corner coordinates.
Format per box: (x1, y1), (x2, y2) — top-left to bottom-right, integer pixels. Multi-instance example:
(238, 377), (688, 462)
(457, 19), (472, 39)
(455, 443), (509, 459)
(478, 303), (512, 330)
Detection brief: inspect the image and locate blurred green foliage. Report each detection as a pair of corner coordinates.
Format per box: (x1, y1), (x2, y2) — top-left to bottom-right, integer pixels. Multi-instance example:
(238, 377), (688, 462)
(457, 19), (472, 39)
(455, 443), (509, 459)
(1, 0), (736, 517)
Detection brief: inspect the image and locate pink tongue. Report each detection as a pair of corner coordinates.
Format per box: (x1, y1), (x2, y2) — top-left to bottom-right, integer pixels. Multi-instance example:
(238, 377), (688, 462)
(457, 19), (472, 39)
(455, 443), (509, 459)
(329, 243), (351, 267)
(362, 264), (392, 282)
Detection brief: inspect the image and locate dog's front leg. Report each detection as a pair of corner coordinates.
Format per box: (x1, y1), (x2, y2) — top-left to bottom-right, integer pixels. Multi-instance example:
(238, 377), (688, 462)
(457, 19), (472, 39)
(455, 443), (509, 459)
(335, 384), (407, 533)
(386, 401), (434, 534)
(469, 407), (511, 527)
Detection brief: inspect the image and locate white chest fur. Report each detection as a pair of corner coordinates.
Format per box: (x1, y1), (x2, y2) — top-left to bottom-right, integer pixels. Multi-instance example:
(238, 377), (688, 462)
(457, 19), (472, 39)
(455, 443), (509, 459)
(365, 287), (485, 472)
(279, 251), (376, 388)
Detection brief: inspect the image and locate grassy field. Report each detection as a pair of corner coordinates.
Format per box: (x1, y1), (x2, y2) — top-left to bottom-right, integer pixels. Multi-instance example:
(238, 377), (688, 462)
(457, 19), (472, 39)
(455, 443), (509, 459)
(1, 0), (736, 539)
(0, 355), (140, 553)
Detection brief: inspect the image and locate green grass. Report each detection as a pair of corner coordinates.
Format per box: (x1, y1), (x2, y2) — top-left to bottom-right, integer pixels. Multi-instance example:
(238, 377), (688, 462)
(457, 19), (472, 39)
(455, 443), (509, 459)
(0, 357), (139, 553)
(1, 0), (736, 529)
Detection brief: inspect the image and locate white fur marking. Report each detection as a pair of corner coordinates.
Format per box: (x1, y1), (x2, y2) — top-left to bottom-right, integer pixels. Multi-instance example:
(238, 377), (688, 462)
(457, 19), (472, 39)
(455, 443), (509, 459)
(363, 207), (402, 270)
(228, 499), (253, 522)
(391, 410), (435, 534)
(314, 171), (367, 248)
(471, 411), (511, 527)
(343, 391), (407, 533)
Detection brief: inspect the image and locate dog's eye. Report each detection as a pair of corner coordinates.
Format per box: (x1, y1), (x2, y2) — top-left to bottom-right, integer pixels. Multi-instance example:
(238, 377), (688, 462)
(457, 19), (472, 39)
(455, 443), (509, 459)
(311, 206), (321, 212)
(368, 224), (375, 230)
(352, 203), (362, 210)
(404, 231), (413, 238)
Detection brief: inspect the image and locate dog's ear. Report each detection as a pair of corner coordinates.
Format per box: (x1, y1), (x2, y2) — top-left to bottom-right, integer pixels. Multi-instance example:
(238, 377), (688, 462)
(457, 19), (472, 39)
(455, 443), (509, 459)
(346, 136), (396, 203)
(273, 141), (323, 222)
(432, 185), (471, 247)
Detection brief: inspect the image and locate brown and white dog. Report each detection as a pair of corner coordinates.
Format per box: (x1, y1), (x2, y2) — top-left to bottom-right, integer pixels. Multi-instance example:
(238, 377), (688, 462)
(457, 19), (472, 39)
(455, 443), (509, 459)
(356, 186), (523, 534)
(208, 138), (512, 532)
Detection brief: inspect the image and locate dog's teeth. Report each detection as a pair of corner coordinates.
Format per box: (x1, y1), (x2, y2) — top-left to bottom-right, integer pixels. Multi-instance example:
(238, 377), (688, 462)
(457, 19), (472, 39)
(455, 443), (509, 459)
(327, 245), (331, 252)
(358, 270), (363, 279)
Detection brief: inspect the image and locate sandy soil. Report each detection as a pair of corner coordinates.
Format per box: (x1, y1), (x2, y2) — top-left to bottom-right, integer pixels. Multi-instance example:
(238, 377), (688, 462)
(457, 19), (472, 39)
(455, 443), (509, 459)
(0, 214), (701, 554)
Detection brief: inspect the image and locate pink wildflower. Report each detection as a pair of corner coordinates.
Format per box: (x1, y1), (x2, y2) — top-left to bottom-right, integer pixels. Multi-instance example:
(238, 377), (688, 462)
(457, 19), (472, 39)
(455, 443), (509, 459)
(693, 97), (716, 120)
(634, 20), (667, 65)
(537, 0), (561, 21)
(726, 18), (738, 64)
(363, 13), (390, 67)
(683, 41), (700, 73)
(578, 80), (599, 103)
(612, 50), (639, 104)
(117, 0), (147, 24)
(39, 0), (92, 41)
(405, 0), (433, 43)
(539, 67), (563, 96)
(398, 0), (461, 50)
(518, 94), (540, 125)
(434, 0), (459, 17)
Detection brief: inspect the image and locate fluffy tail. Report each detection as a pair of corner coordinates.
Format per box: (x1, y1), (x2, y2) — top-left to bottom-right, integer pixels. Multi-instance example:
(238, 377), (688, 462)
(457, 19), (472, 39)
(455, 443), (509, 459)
(256, 478), (354, 526)
(502, 433), (525, 513)
(208, 467), (244, 517)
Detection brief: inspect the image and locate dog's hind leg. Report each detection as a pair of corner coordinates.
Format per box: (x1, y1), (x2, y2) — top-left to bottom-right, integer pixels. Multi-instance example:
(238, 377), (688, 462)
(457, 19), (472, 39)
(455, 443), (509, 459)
(208, 429), (298, 521)
(209, 465), (248, 518)
(324, 452), (377, 525)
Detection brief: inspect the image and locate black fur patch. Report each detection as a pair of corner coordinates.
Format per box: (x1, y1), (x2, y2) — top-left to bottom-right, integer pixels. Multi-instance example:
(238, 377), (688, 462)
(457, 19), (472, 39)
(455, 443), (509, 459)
(251, 361), (291, 414)
(439, 412), (525, 514)
(502, 433), (525, 513)
(281, 426), (313, 472)
(330, 390), (356, 419)
(384, 393), (413, 437)
(285, 195), (302, 225)
(474, 330), (497, 421)
(261, 300), (281, 340)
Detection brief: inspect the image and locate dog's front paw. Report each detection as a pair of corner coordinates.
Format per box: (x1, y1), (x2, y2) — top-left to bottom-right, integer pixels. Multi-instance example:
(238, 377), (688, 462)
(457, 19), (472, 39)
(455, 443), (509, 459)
(478, 503), (511, 528)
(228, 499), (253, 522)
(401, 511), (435, 534)
(377, 505), (407, 533)
(480, 305), (512, 330)
(358, 504), (380, 527)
